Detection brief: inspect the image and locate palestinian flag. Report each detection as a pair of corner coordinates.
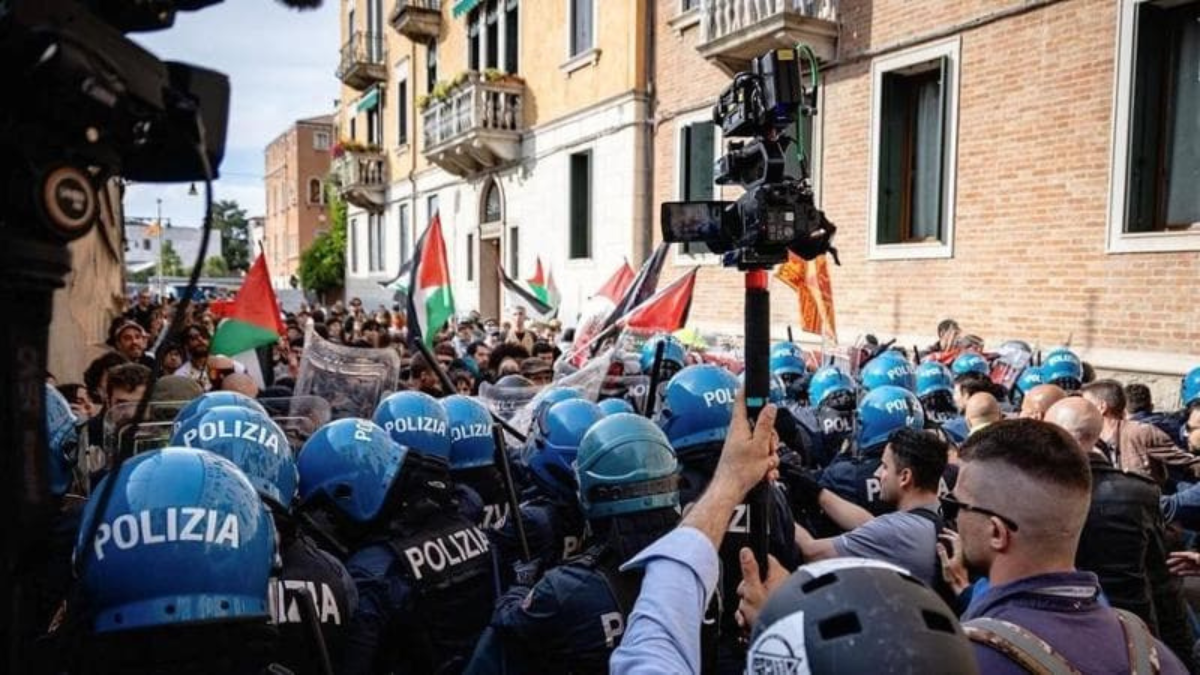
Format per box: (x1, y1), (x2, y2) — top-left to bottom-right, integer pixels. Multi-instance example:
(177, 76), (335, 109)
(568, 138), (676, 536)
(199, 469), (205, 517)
(525, 257), (550, 306)
(499, 264), (555, 319)
(210, 254), (285, 356)
(601, 243), (669, 332)
(622, 267), (698, 333)
(407, 214), (455, 348)
(546, 268), (562, 312)
(379, 226), (428, 300)
(594, 260), (634, 303)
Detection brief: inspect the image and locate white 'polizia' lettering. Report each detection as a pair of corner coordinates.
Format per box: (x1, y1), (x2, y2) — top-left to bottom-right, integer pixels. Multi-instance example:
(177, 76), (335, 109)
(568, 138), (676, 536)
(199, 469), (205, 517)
(402, 526), (490, 580)
(181, 419), (282, 453)
(383, 417), (448, 437)
(93, 508), (240, 561)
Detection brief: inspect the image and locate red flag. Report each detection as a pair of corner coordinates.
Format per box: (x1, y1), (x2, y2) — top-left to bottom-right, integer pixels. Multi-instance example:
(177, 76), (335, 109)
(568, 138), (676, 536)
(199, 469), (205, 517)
(526, 257), (545, 288)
(594, 259), (635, 303)
(622, 267), (697, 333)
(209, 254), (286, 355)
(776, 253), (837, 342)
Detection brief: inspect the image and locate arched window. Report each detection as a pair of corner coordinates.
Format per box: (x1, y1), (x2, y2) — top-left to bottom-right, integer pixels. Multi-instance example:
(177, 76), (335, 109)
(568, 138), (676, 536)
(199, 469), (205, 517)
(483, 180), (502, 222)
(308, 178), (323, 205)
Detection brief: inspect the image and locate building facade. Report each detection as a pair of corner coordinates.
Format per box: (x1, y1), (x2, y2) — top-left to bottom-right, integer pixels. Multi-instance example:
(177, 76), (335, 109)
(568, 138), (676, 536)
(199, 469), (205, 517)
(124, 220), (224, 276)
(652, 0), (1199, 396)
(264, 115), (335, 289)
(335, 0), (652, 321)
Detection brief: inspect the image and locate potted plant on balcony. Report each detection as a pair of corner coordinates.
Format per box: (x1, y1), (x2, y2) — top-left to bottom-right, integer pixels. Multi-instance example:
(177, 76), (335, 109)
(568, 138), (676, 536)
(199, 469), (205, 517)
(482, 68), (524, 86)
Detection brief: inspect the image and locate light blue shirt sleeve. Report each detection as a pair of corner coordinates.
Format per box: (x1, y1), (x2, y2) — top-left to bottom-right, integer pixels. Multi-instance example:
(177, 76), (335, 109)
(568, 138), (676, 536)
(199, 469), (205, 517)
(609, 526), (720, 675)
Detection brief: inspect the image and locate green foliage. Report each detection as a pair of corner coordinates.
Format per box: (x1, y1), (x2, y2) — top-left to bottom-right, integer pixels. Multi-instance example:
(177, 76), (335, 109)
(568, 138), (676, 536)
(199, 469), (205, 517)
(160, 240), (185, 276)
(298, 182), (346, 296)
(203, 256), (231, 277)
(213, 199), (251, 272)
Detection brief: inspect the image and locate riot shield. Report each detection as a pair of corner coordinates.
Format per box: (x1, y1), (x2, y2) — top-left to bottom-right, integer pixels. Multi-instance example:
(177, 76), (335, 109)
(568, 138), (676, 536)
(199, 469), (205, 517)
(295, 327), (401, 420)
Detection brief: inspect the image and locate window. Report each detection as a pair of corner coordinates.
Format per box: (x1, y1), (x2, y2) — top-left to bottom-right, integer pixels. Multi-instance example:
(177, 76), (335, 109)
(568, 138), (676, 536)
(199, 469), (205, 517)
(682, 0), (699, 9)
(569, 151), (592, 259)
(467, 233), (475, 281)
(508, 226), (520, 272)
(427, 194), (440, 223)
(367, 106), (381, 146)
(143, 239), (151, 250)
(486, 0), (500, 69)
(426, 39), (438, 94)
(469, 12), (481, 71)
(505, 0), (519, 73)
(308, 178), (323, 205)
(678, 120), (717, 256)
(397, 77), (408, 146)
(368, 213), (385, 273)
(483, 181), (502, 222)
(570, 0), (593, 57)
(1109, 0), (1200, 252)
(313, 131), (331, 151)
(350, 217), (359, 273)
(868, 38), (959, 260)
(398, 203), (410, 265)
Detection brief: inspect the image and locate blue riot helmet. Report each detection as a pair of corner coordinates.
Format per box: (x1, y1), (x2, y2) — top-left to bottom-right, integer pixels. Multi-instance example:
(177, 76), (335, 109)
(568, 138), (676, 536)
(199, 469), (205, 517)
(640, 334), (687, 378)
(915, 362), (954, 398)
(597, 398), (636, 416)
(169, 406), (297, 510)
(576, 413), (679, 520)
(1182, 367), (1200, 407)
(75, 446), (276, 633)
(808, 366), (855, 407)
(529, 387), (583, 438)
(1017, 366), (1044, 394)
(952, 352), (990, 379)
(856, 385), (925, 451)
(524, 399), (605, 501)
(45, 385), (80, 498)
(443, 395), (496, 471)
(770, 346), (808, 379)
(656, 364), (739, 456)
(738, 371), (786, 405)
(297, 419), (407, 524)
(1043, 348), (1083, 391)
(770, 341), (805, 360)
(173, 390), (267, 433)
(372, 390), (451, 462)
(861, 352), (916, 392)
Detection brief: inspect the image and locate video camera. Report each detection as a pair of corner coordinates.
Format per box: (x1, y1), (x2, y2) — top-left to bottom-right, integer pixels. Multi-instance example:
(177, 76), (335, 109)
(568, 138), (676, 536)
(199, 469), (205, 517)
(0, 0), (231, 240)
(660, 48), (836, 269)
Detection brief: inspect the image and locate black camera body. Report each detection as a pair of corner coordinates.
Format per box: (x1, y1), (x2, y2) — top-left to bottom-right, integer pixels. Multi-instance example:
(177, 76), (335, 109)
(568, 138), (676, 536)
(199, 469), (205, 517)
(661, 48), (835, 270)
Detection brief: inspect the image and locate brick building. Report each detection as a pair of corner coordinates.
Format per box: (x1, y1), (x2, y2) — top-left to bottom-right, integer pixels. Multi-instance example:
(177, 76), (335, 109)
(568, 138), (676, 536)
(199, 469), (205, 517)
(653, 0), (1199, 399)
(264, 115), (335, 288)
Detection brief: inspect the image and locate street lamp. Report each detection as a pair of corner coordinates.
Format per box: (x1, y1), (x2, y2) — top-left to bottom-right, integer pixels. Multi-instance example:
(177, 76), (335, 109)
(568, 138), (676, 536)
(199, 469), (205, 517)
(155, 197), (164, 298)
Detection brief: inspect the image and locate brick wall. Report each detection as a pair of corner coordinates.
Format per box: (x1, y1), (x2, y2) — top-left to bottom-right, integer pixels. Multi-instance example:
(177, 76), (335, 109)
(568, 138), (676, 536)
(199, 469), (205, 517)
(655, 0), (1200, 376)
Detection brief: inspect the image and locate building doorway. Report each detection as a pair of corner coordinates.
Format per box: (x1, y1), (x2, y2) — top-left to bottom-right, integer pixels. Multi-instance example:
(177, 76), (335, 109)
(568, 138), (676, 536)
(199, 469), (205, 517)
(478, 179), (504, 320)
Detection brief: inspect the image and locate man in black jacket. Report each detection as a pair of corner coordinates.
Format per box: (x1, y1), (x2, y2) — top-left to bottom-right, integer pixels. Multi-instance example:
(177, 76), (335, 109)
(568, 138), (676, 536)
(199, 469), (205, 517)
(1047, 397), (1194, 671)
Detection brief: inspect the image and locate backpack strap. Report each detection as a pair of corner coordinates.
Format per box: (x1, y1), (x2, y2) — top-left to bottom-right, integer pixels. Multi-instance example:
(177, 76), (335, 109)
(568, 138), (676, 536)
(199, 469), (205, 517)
(963, 617), (1082, 675)
(1113, 609), (1161, 675)
(906, 506), (960, 609)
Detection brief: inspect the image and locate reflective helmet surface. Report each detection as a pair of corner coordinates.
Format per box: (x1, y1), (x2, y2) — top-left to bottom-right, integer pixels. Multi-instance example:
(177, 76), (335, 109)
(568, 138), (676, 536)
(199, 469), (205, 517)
(597, 398), (636, 416)
(372, 390), (451, 462)
(861, 352), (916, 392)
(951, 352), (990, 378)
(856, 385), (925, 451)
(656, 364), (739, 454)
(524, 399), (605, 501)
(45, 385), (80, 497)
(297, 418), (407, 524)
(529, 387), (583, 438)
(769, 342), (808, 378)
(1043, 348), (1083, 390)
(1016, 366), (1044, 395)
(443, 395), (496, 470)
(749, 559), (978, 675)
(170, 406), (297, 510)
(173, 390), (267, 434)
(576, 413), (679, 519)
(808, 366), (855, 407)
(640, 334), (687, 375)
(915, 362), (954, 398)
(75, 447), (275, 633)
(1182, 367), (1200, 407)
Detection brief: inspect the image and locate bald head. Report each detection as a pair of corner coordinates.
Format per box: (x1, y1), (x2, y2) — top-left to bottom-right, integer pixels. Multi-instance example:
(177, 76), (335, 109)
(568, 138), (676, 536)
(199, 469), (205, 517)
(965, 392), (1001, 431)
(1045, 397), (1102, 454)
(221, 373), (259, 398)
(1021, 384), (1067, 420)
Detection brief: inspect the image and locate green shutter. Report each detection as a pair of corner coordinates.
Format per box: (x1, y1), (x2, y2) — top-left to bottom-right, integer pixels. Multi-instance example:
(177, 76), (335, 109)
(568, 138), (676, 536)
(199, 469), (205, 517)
(1126, 4), (1168, 233)
(877, 73), (906, 245)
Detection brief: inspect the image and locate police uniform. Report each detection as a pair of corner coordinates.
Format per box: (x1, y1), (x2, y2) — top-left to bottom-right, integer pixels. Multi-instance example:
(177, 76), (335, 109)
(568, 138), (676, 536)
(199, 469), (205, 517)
(464, 544), (642, 674)
(454, 468), (512, 531)
(489, 495), (587, 589)
(809, 404), (854, 469)
(340, 509), (495, 675)
(271, 526), (357, 675)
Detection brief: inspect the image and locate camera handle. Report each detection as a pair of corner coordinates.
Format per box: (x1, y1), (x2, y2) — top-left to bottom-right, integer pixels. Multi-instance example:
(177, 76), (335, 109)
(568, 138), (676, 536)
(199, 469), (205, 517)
(744, 269), (772, 581)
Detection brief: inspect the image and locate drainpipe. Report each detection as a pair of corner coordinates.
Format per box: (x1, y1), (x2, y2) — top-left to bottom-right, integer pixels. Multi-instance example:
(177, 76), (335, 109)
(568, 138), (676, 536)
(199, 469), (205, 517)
(408, 39), (420, 226)
(637, 0), (656, 263)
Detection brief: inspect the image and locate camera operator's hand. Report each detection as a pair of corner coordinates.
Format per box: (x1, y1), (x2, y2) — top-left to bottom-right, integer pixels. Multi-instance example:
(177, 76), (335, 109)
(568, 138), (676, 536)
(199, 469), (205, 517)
(736, 547), (789, 631)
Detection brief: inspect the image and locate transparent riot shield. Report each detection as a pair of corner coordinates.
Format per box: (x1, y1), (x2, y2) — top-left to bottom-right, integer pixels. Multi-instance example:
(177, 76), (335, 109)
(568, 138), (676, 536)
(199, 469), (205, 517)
(295, 327), (401, 420)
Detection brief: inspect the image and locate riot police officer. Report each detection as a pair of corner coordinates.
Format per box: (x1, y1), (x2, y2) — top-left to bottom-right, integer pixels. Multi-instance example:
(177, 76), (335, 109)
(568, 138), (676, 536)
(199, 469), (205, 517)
(1043, 347), (1084, 392)
(444, 395), (512, 531)
(805, 366), (858, 469)
(70, 446), (279, 675)
(465, 413), (681, 674)
(770, 341), (811, 405)
(861, 350), (916, 392)
(171, 405), (356, 675)
(915, 361), (966, 445)
(656, 364), (799, 673)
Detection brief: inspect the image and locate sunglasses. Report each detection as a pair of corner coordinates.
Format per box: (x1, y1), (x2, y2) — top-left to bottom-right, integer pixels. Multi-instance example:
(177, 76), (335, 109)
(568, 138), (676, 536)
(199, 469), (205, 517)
(939, 493), (1020, 532)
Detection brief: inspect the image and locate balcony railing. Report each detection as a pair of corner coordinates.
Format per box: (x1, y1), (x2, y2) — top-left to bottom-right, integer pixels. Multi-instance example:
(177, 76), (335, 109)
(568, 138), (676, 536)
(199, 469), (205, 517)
(391, 0), (442, 40)
(333, 149), (388, 211)
(337, 31), (387, 90)
(421, 72), (524, 177)
(699, 0), (838, 74)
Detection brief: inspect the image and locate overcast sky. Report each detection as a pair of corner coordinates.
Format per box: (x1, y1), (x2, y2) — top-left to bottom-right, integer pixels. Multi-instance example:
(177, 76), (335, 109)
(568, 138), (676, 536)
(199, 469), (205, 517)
(123, 1), (339, 227)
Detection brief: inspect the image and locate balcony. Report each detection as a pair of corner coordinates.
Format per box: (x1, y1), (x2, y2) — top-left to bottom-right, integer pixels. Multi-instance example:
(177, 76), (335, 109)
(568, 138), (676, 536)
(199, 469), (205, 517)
(391, 0), (442, 41)
(420, 72), (525, 178)
(333, 148), (388, 212)
(698, 0), (838, 75)
(337, 31), (387, 90)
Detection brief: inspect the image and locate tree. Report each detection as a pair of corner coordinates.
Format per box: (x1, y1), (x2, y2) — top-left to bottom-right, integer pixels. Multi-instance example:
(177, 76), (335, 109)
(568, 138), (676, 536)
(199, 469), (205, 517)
(298, 182), (346, 298)
(213, 199), (251, 272)
(203, 256), (231, 277)
(160, 240), (185, 276)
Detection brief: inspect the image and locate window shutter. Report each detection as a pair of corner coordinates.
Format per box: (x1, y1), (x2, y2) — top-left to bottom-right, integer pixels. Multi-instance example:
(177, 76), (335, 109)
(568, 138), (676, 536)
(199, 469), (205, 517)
(877, 73), (905, 245)
(1126, 4), (1169, 232)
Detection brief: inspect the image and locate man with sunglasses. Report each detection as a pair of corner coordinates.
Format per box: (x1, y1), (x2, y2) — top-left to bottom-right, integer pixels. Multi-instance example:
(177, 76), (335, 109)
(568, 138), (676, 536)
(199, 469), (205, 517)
(951, 420), (1187, 674)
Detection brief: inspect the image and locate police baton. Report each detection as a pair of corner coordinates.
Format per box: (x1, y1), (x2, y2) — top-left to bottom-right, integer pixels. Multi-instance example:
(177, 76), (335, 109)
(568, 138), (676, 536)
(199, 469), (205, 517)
(491, 424), (532, 562)
(412, 337), (527, 444)
(744, 270), (772, 582)
(294, 588), (335, 675)
(643, 339), (667, 418)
